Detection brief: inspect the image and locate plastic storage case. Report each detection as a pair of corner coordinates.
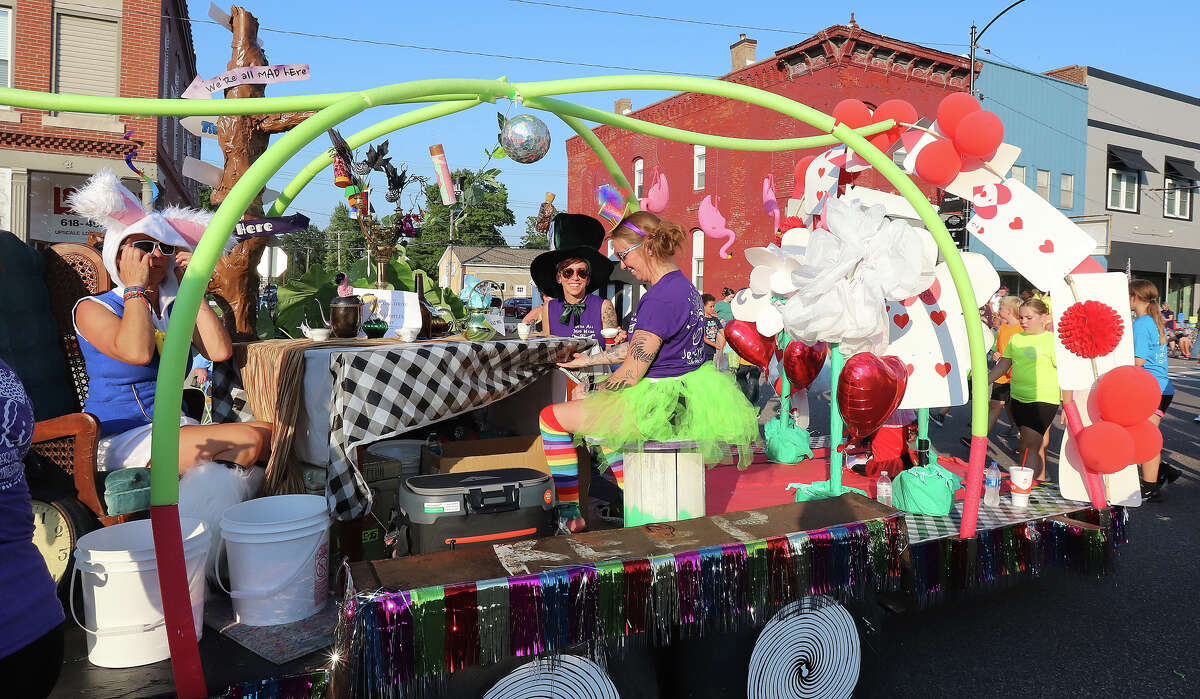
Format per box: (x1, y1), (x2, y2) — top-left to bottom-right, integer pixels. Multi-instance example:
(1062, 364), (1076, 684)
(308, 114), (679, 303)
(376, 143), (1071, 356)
(395, 467), (555, 555)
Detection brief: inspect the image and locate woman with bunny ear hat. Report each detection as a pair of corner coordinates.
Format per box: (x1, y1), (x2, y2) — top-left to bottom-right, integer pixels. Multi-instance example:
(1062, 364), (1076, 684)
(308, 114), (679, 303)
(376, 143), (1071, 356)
(68, 169), (272, 480)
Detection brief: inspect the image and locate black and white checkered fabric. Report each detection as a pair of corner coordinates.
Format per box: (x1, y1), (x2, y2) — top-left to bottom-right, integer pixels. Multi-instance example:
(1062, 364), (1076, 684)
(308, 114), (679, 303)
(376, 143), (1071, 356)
(210, 359), (253, 424)
(327, 338), (591, 520)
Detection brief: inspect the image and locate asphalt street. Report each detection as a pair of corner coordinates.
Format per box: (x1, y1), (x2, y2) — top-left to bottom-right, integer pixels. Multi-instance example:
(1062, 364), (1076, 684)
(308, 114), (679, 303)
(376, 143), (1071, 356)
(753, 358), (1200, 697)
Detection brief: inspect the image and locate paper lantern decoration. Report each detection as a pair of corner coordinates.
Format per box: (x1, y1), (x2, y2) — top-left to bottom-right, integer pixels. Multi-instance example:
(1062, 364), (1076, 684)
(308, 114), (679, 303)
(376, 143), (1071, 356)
(1076, 421), (1134, 474)
(332, 155), (352, 188)
(1126, 419), (1163, 464)
(782, 340), (828, 392)
(952, 110), (1005, 159)
(832, 99), (872, 128)
(935, 92), (982, 141)
(724, 320), (776, 370)
(837, 353), (908, 440)
(1095, 365), (1160, 426)
(914, 139), (962, 188)
(1057, 300), (1124, 358)
(499, 114), (552, 164)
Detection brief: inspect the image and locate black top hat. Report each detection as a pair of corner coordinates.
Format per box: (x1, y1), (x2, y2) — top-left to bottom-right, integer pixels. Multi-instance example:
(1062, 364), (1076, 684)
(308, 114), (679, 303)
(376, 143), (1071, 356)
(530, 213), (614, 299)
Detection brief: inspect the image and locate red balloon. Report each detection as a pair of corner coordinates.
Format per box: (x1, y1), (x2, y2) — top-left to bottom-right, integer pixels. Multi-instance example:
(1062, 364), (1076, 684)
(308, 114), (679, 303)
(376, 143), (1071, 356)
(724, 320), (775, 370)
(836, 353), (909, 440)
(868, 99), (918, 152)
(832, 98), (872, 128)
(953, 110), (1005, 159)
(773, 376), (799, 398)
(1126, 419), (1163, 464)
(792, 155), (817, 199)
(1095, 365), (1160, 426)
(915, 139), (962, 188)
(936, 91), (982, 141)
(1076, 421), (1135, 474)
(783, 341), (829, 392)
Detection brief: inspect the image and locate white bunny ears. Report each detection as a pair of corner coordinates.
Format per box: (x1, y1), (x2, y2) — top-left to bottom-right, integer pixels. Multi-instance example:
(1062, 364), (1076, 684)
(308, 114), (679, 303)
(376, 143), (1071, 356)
(67, 169), (226, 291)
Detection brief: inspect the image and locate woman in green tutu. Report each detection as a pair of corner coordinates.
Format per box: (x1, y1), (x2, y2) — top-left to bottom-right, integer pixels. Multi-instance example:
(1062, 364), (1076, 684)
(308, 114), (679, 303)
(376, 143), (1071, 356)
(538, 211), (759, 532)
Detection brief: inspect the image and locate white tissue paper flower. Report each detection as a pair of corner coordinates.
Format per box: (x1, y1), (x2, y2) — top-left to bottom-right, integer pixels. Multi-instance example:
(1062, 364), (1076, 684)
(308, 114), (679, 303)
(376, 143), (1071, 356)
(731, 226), (811, 337)
(779, 196), (937, 355)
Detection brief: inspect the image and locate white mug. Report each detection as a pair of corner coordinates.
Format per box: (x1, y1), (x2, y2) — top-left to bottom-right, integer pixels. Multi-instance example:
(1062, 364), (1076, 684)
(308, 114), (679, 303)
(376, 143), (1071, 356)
(516, 323), (531, 340)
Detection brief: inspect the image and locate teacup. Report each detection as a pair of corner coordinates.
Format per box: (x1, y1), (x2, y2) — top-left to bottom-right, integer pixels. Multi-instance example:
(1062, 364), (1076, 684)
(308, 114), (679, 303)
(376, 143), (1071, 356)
(601, 327), (619, 346)
(516, 323), (531, 340)
(306, 328), (332, 341)
(396, 327), (419, 342)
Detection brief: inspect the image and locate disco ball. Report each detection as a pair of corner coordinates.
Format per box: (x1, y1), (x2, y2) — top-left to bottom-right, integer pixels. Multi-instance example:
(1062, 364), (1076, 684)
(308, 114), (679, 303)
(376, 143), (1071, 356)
(499, 114), (551, 164)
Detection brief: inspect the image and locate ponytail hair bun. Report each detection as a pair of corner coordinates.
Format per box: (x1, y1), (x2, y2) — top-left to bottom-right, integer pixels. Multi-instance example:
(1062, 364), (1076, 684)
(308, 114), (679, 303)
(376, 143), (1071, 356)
(613, 210), (686, 259)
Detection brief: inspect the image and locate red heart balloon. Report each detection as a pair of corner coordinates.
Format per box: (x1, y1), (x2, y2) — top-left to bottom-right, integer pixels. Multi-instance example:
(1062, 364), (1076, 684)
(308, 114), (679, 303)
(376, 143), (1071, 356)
(782, 340), (828, 392)
(837, 353), (909, 440)
(724, 320), (775, 370)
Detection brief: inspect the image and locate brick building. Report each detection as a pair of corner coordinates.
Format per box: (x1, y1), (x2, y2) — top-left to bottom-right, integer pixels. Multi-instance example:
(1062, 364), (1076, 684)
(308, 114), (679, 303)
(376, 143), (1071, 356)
(566, 20), (975, 296)
(0, 0), (200, 245)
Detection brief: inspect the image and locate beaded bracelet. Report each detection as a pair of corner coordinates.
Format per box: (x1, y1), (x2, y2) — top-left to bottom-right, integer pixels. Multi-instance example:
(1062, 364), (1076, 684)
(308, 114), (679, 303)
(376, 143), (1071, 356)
(123, 288), (150, 303)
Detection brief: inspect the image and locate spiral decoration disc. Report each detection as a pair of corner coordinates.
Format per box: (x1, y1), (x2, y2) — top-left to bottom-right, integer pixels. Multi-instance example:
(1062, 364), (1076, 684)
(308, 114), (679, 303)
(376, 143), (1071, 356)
(484, 655), (619, 699)
(746, 597), (860, 699)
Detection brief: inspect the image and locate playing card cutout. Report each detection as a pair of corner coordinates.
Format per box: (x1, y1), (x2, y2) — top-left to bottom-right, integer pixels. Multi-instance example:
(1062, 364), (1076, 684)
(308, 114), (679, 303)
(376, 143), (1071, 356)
(1048, 272), (1135, 391)
(966, 179), (1095, 291)
(1058, 388), (1142, 507)
(887, 254), (998, 409)
(942, 143), (1021, 200)
(800, 147), (842, 218)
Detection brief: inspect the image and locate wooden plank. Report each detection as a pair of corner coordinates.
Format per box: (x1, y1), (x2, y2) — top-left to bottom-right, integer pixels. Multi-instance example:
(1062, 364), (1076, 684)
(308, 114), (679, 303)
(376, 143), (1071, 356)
(624, 449), (706, 526)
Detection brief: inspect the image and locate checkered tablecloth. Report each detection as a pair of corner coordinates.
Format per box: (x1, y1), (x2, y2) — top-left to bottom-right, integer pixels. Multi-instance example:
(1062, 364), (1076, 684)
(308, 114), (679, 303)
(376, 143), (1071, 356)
(903, 487), (1085, 544)
(326, 338), (590, 520)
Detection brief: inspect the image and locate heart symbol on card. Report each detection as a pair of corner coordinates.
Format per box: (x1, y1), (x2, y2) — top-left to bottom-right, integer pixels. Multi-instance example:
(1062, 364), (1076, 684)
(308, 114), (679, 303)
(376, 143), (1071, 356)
(975, 225), (985, 235)
(930, 310), (947, 326)
(934, 362), (952, 377)
(816, 191), (826, 200)
(893, 313), (910, 329)
(1039, 239), (1055, 253)
(817, 167), (826, 177)
(1009, 217), (1023, 230)
(919, 279), (941, 305)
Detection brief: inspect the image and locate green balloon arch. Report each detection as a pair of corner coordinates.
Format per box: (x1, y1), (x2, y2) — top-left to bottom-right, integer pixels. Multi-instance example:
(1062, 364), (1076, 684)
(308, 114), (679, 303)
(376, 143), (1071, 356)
(1, 75), (992, 695)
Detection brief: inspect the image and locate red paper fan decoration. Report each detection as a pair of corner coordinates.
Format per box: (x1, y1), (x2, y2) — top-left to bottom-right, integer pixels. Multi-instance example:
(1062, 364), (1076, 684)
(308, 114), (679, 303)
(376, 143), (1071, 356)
(1057, 300), (1124, 358)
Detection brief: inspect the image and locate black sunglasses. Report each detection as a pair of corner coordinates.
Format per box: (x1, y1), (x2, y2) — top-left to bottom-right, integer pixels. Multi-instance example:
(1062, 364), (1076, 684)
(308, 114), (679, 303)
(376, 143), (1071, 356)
(128, 240), (177, 256)
(559, 267), (590, 280)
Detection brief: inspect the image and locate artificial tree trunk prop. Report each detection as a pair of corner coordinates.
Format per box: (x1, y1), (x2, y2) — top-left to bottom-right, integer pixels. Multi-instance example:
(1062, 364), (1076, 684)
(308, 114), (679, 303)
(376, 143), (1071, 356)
(206, 5), (314, 341)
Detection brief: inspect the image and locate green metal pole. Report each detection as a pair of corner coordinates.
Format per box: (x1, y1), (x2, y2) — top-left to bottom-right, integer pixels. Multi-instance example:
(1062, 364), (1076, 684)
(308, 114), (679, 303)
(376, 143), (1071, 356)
(828, 343), (845, 495)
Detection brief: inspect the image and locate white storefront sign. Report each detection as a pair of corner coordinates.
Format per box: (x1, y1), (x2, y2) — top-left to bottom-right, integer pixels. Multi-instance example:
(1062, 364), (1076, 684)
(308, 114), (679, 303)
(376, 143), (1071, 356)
(28, 171), (139, 244)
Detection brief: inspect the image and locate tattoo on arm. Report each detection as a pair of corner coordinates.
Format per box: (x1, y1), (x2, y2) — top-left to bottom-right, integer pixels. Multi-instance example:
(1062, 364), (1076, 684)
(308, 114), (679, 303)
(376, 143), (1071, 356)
(630, 337), (659, 364)
(594, 343), (628, 365)
(601, 301), (618, 329)
(601, 370), (635, 390)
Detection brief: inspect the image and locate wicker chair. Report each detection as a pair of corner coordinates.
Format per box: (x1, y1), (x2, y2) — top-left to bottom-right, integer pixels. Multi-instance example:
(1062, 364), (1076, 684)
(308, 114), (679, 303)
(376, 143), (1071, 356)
(28, 242), (133, 526)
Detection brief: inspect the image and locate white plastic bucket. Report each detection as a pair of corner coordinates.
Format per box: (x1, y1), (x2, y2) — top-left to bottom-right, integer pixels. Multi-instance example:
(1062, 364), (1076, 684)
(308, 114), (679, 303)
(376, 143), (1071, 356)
(72, 517), (209, 668)
(219, 494), (330, 626)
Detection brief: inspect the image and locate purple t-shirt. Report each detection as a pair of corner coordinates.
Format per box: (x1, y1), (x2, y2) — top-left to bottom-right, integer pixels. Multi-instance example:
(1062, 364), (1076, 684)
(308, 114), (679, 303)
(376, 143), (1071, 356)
(629, 270), (707, 378)
(0, 358), (66, 659)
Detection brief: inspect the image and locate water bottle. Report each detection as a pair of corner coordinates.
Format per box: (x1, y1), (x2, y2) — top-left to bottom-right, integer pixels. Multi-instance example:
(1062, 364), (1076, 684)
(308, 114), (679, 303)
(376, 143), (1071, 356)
(876, 471), (892, 507)
(984, 461), (1002, 506)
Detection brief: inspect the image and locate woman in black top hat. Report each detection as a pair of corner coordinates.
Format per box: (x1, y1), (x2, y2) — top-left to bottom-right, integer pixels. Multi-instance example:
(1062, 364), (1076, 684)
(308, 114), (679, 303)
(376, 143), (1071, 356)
(526, 213), (621, 346)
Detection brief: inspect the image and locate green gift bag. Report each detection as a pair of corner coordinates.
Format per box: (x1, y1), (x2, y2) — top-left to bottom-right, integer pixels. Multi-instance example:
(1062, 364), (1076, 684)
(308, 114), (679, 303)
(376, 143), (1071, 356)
(892, 463), (962, 516)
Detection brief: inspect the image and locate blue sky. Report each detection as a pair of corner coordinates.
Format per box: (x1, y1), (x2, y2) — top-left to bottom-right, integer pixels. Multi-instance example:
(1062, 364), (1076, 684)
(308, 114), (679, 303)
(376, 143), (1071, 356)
(185, 0), (1199, 243)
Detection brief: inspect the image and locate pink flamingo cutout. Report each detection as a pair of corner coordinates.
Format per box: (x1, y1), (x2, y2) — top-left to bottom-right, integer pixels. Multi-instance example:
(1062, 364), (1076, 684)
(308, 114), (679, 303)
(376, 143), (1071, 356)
(698, 194), (737, 259)
(763, 174), (781, 239)
(639, 166), (669, 213)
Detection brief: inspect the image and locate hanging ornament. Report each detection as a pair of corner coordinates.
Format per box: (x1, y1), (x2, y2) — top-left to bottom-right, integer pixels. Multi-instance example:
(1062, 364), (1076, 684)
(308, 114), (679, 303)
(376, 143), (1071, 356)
(499, 114), (552, 164)
(333, 155), (352, 188)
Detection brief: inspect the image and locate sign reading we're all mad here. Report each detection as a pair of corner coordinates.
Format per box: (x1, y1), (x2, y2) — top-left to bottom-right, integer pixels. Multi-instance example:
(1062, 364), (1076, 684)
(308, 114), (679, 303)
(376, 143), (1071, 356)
(182, 64), (311, 99)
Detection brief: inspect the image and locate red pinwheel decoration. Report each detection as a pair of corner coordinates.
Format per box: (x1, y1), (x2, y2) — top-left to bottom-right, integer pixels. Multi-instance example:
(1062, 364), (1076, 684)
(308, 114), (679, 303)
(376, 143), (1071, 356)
(1057, 300), (1124, 358)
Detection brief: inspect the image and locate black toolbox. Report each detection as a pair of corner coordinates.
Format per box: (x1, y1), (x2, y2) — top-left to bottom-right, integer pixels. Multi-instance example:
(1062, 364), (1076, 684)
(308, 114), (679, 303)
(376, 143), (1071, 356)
(395, 468), (555, 554)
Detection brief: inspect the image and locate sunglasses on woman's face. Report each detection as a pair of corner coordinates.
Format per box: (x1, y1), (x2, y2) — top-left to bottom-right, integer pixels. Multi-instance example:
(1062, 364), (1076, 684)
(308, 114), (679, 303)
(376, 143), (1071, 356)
(614, 242), (643, 262)
(559, 267), (590, 280)
(127, 240), (177, 256)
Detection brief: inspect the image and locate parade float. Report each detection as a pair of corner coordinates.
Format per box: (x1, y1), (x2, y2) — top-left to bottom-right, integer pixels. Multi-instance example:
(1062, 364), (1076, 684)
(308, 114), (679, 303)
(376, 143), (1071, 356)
(1, 47), (1148, 699)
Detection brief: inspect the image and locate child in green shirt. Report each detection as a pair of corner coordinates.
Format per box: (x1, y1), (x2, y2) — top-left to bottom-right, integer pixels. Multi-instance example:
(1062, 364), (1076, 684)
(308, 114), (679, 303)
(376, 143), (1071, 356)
(988, 298), (1060, 481)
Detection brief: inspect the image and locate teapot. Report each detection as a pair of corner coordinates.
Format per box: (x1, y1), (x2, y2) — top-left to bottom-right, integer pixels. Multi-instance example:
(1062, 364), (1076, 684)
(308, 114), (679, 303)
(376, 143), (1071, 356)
(328, 295), (362, 338)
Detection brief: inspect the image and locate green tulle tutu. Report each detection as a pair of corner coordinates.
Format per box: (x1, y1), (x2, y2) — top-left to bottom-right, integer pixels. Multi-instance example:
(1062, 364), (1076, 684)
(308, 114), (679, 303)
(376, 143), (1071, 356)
(576, 362), (759, 468)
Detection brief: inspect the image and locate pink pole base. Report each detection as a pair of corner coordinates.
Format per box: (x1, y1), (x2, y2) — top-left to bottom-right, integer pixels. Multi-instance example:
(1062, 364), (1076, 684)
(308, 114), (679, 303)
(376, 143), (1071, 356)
(958, 435), (988, 539)
(150, 505), (207, 699)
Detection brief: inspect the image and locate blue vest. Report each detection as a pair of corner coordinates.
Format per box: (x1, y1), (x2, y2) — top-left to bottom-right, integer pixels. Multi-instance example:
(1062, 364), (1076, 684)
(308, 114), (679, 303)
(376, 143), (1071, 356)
(76, 291), (167, 437)
(547, 294), (605, 344)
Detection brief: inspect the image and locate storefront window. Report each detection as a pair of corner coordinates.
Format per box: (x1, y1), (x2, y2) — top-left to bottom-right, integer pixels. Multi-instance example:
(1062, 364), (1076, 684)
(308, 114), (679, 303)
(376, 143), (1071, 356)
(28, 171), (140, 244)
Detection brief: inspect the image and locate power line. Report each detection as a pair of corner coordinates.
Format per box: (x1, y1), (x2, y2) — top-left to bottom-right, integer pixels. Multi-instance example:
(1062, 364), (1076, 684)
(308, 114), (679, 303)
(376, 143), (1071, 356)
(59, 1), (711, 77)
(507, 0), (971, 47)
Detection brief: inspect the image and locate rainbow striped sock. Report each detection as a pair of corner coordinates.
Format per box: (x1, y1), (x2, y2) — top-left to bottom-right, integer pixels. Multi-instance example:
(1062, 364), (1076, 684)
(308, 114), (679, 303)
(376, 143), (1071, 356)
(598, 444), (624, 491)
(540, 406), (579, 511)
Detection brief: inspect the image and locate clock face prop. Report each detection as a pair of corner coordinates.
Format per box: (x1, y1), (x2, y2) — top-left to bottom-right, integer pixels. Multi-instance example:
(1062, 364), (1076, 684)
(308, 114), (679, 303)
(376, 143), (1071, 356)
(30, 497), (96, 591)
(31, 500), (73, 583)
